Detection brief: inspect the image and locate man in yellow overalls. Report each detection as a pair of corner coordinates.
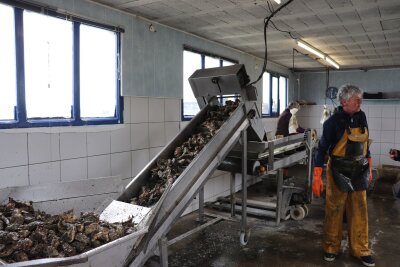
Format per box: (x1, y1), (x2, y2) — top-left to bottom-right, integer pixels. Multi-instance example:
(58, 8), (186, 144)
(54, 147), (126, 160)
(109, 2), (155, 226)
(312, 84), (375, 267)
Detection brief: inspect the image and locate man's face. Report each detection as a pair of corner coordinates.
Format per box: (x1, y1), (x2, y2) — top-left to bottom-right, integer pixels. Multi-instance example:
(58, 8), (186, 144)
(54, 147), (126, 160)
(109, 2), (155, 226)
(342, 94), (362, 115)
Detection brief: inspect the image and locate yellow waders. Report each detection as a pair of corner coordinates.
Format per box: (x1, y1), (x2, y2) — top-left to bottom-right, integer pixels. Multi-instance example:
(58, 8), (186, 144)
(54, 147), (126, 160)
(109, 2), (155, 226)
(324, 127), (371, 256)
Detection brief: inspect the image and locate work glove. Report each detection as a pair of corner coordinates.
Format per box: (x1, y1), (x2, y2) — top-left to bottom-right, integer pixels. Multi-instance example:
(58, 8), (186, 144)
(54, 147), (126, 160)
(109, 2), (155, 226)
(312, 167), (324, 197)
(368, 157), (373, 184)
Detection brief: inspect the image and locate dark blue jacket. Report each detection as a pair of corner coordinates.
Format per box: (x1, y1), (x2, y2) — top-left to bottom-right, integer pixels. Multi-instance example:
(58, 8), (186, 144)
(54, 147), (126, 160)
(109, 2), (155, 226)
(314, 106), (370, 167)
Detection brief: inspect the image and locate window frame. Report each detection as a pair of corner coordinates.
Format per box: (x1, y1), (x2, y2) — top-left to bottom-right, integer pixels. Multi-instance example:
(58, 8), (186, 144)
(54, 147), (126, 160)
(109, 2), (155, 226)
(261, 71), (288, 118)
(0, 2), (124, 129)
(182, 46), (238, 121)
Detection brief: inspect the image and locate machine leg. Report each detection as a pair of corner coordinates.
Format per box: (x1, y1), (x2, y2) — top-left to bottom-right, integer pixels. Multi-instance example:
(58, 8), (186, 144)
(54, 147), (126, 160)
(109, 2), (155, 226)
(197, 186), (204, 223)
(276, 169), (283, 226)
(158, 236), (168, 267)
(230, 172), (236, 217)
(240, 129), (249, 245)
(306, 132), (314, 203)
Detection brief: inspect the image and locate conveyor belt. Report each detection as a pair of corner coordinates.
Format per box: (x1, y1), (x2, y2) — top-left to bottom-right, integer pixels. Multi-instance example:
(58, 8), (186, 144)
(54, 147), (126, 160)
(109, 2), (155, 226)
(125, 101), (251, 266)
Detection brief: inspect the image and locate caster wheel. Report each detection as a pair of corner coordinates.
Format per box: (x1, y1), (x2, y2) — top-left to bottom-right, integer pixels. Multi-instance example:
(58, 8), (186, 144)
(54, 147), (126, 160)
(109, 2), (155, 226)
(290, 205), (306, 221)
(240, 230), (250, 246)
(302, 204), (309, 217)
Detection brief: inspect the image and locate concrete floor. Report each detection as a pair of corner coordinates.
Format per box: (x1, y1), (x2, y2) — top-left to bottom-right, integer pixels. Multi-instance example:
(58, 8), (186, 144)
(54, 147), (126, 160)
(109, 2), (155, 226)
(146, 176), (400, 267)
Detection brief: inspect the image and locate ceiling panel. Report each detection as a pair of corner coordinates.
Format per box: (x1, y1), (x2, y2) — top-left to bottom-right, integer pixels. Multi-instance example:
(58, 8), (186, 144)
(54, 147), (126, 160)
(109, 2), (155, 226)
(89, 0), (400, 70)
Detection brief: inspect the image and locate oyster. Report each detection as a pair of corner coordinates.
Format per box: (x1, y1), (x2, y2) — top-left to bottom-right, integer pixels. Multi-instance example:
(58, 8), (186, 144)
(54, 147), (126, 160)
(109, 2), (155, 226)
(131, 100), (240, 207)
(0, 198), (136, 263)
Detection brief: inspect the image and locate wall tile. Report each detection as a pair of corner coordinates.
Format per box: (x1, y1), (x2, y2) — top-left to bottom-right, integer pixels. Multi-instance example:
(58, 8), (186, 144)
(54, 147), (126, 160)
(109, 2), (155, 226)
(61, 158), (87, 182)
(131, 123), (149, 150)
(0, 166), (29, 189)
(396, 105), (400, 119)
(180, 121), (190, 130)
(29, 162), (61, 185)
(123, 97), (131, 124)
(150, 147), (163, 159)
(395, 131), (400, 144)
(368, 118), (381, 130)
(379, 154), (393, 166)
(368, 106), (382, 118)
(362, 105), (369, 118)
(28, 133), (60, 164)
(0, 133), (28, 168)
(371, 154), (380, 167)
(369, 142), (381, 155)
(132, 149), (149, 177)
(380, 131), (395, 143)
(381, 105), (396, 118)
(111, 125), (131, 153)
(369, 130), (381, 143)
(88, 155), (111, 179)
(165, 122), (180, 143)
(131, 97), (149, 123)
(396, 119), (400, 131)
(149, 122), (165, 147)
(87, 131), (111, 156)
(149, 98), (165, 122)
(165, 98), (181, 121)
(380, 143), (393, 155)
(60, 133), (87, 160)
(111, 152), (132, 179)
(381, 118), (396, 131)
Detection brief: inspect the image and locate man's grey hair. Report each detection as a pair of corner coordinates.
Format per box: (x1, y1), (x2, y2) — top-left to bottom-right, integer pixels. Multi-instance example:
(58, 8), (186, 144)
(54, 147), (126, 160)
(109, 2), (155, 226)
(337, 84), (363, 102)
(287, 101), (300, 109)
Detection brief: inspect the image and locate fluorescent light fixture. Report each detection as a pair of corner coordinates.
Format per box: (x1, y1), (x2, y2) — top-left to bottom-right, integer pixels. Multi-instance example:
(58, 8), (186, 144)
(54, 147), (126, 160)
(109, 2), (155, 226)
(274, 0), (281, 3)
(297, 40), (325, 59)
(325, 56), (340, 69)
(297, 39), (341, 69)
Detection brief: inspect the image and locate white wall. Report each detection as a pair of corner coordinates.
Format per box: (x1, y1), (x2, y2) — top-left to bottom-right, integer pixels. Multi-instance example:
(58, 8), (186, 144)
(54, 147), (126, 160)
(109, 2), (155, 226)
(1, 96), (276, 215)
(297, 104), (400, 168)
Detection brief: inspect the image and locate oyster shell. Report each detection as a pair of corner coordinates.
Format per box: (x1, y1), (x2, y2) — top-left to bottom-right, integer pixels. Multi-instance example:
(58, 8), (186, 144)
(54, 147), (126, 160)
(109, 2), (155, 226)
(0, 198), (136, 263)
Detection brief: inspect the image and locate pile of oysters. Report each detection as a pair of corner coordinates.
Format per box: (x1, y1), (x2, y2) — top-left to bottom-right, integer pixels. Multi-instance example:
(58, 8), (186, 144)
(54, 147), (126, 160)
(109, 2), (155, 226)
(131, 99), (240, 206)
(0, 198), (135, 263)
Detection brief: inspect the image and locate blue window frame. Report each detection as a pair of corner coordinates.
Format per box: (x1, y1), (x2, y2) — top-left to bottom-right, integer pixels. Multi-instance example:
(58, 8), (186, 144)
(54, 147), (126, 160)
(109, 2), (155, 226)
(0, 1), (123, 129)
(262, 71), (288, 117)
(182, 47), (238, 121)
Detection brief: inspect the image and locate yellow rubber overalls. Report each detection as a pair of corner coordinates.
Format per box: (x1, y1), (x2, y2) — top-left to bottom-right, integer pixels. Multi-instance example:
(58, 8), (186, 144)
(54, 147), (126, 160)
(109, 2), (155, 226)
(324, 126), (371, 257)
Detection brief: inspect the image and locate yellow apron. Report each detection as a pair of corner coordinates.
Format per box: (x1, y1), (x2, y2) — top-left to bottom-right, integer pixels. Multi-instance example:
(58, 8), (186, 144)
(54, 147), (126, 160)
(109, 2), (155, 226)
(324, 127), (371, 256)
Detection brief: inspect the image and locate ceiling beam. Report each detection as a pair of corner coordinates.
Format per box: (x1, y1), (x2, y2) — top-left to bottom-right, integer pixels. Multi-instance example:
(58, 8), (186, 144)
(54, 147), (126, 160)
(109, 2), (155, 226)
(195, 11), (399, 32)
(117, 0), (162, 9)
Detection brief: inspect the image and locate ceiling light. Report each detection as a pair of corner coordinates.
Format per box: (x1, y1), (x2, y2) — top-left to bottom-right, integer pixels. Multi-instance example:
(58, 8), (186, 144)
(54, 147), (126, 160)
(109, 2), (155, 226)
(325, 56), (340, 69)
(296, 40), (341, 69)
(274, 0), (281, 3)
(297, 40), (325, 59)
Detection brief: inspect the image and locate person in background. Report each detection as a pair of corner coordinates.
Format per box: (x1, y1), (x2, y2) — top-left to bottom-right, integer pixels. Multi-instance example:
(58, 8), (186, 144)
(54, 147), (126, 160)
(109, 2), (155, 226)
(275, 101), (305, 138)
(312, 84), (375, 267)
(389, 149), (400, 161)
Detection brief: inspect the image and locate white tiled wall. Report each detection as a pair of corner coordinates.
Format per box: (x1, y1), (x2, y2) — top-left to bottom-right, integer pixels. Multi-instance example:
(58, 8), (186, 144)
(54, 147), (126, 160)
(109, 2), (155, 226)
(0, 96), (182, 190)
(0, 96), (265, 215)
(297, 104), (400, 167)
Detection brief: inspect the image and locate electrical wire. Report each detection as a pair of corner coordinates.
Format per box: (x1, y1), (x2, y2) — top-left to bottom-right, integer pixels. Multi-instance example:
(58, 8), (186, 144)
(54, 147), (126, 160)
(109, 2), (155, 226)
(250, 0), (295, 86)
(266, 1), (296, 39)
(270, 20), (297, 39)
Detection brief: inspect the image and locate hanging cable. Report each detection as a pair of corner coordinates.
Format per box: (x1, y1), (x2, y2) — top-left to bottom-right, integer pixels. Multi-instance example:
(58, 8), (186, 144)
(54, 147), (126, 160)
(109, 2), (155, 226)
(325, 67), (329, 105)
(250, 0), (295, 86)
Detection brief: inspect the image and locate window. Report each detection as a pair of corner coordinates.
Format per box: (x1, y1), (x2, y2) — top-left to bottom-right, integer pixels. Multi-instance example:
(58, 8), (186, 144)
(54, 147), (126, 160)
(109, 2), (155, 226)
(0, 2), (122, 129)
(0, 4), (16, 121)
(262, 71), (288, 117)
(182, 48), (237, 120)
(24, 11), (73, 119)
